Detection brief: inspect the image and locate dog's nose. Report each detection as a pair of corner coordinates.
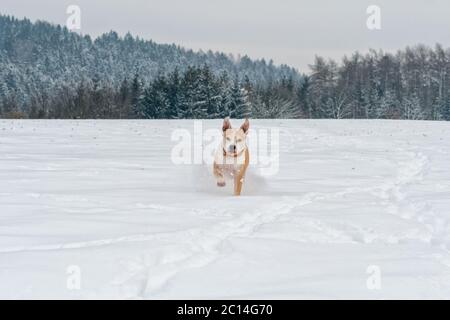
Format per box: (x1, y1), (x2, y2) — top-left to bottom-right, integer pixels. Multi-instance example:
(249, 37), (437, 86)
(229, 144), (237, 152)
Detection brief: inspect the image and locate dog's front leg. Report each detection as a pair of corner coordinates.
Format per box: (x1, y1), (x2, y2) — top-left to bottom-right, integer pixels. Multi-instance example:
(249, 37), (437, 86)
(233, 174), (242, 196)
(213, 162), (226, 187)
(234, 149), (249, 196)
(233, 168), (246, 196)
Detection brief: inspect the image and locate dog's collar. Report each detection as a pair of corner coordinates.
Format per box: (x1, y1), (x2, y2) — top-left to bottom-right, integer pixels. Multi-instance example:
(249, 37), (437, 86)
(223, 147), (246, 158)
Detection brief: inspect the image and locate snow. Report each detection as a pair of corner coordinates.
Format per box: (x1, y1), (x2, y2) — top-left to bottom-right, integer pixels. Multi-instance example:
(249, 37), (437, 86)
(1, 119), (450, 299)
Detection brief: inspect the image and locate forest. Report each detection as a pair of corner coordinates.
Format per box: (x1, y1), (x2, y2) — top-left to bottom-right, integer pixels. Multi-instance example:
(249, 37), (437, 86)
(1, 14), (450, 120)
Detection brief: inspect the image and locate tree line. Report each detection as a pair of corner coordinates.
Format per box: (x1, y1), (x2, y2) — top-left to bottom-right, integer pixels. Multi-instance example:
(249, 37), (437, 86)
(1, 14), (450, 120)
(0, 14), (298, 119)
(302, 45), (450, 120)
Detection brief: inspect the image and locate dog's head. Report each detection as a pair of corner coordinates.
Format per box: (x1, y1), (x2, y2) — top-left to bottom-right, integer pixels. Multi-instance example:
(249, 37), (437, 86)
(222, 117), (249, 156)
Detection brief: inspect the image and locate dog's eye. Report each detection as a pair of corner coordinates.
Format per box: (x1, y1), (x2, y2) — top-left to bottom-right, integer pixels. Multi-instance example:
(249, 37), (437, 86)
(237, 139), (242, 142)
(226, 137), (231, 141)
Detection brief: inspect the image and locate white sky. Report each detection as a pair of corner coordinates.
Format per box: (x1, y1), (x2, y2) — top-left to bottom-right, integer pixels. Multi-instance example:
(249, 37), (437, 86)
(1, 0), (449, 72)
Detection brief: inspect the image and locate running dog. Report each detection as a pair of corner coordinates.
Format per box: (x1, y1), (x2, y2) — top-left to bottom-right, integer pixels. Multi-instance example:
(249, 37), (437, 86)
(213, 117), (250, 196)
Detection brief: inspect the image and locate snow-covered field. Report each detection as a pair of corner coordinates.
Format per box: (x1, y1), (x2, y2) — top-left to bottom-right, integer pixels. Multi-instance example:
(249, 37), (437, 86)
(1, 119), (450, 299)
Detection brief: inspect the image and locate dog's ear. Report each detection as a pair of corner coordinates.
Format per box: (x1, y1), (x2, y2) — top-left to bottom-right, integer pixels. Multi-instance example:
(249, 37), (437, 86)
(240, 118), (250, 134)
(222, 117), (232, 132)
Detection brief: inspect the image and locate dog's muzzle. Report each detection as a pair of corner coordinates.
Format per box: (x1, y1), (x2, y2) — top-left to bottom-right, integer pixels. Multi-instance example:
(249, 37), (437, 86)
(223, 146), (246, 158)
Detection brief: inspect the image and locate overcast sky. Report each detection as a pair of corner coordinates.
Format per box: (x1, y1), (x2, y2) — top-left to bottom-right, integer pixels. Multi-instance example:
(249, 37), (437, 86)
(1, 0), (449, 71)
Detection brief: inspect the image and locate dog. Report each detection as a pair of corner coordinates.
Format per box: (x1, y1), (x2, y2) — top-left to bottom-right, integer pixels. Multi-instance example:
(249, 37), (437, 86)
(213, 117), (250, 196)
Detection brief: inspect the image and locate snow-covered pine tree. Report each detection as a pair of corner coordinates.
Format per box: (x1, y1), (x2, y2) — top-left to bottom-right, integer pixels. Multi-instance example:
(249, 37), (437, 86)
(296, 76), (311, 118)
(235, 87), (252, 119)
(177, 66), (200, 119)
(204, 66), (222, 119)
(444, 96), (450, 121)
(361, 86), (379, 119)
(402, 94), (424, 120)
(166, 68), (181, 119)
(377, 90), (397, 119)
(216, 71), (231, 118)
(139, 73), (170, 119)
(118, 77), (131, 119)
(131, 73), (143, 118)
(193, 65), (220, 119)
(225, 76), (249, 119)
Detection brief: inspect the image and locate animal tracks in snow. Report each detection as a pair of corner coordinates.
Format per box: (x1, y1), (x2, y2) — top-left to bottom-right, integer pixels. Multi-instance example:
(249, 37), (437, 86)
(2, 120), (450, 299)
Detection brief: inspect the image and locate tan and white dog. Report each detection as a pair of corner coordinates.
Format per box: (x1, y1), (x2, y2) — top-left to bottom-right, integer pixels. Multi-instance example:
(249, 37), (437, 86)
(213, 117), (250, 196)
